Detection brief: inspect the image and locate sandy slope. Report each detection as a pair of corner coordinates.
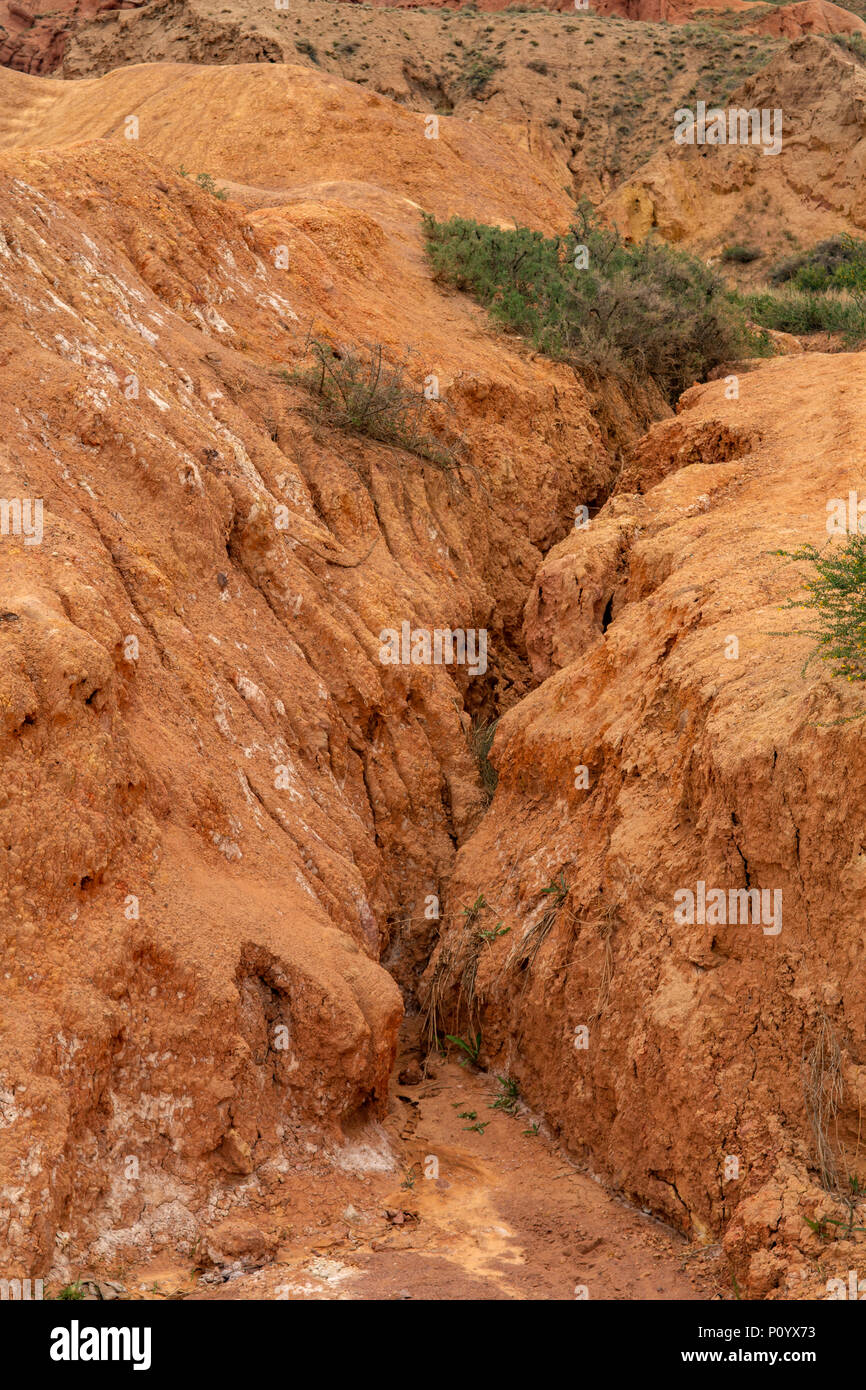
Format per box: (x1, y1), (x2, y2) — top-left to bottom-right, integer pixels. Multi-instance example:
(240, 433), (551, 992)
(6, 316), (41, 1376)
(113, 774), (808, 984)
(0, 59), (570, 228)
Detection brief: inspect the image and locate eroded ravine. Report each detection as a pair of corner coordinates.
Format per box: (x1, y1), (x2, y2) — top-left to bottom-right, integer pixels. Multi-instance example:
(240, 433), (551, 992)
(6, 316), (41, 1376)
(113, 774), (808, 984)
(4, 50), (865, 1305)
(0, 91), (661, 1292)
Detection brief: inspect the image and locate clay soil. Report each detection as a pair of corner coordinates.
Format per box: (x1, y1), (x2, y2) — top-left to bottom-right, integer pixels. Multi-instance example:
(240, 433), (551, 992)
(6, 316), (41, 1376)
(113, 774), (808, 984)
(4, 0), (866, 1310)
(114, 1027), (724, 1301)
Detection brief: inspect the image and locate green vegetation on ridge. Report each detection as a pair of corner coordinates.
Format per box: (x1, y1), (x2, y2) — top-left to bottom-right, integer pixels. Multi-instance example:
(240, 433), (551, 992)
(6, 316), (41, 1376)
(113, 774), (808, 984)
(743, 235), (866, 344)
(423, 203), (769, 402)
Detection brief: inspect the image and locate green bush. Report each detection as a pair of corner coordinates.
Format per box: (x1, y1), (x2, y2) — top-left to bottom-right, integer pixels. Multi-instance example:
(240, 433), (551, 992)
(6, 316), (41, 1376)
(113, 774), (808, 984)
(194, 172), (227, 202)
(461, 51), (503, 96)
(777, 537), (866, 687)
(750, 233), (866, 344)
(56, 1282), (85, 1301)
(287, 337), (462, 470)
(177, 168), (228, 201)
(423, 202), (763, 401)
(469, 717), (498, 801)
(769, 235), (866, 292)
(721, 244), (762, 264)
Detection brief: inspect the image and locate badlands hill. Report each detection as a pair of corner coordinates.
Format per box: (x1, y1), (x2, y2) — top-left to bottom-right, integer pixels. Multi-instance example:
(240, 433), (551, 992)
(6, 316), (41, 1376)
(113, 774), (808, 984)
(0, 0), (859, 78)
(57, 0), (783, 199)
(605, 35), (866, 260)
(1, 12), (866, 1305)
(0, 59), (570, 224)
(52, 0), (866, 218)
(0, 60), (660, 1293)
(747, 0), (866, 34)
(36, 2), (866, 274)
(342, 0), (866, 27)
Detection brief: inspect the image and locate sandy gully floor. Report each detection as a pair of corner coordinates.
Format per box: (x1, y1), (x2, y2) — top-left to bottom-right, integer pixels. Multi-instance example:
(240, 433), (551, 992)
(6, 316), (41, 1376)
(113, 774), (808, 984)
(119, 1038), (726, 1302)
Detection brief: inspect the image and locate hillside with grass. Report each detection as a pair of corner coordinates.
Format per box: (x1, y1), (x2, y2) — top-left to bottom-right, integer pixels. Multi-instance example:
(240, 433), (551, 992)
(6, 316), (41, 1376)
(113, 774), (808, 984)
(58, 0), (782, 197)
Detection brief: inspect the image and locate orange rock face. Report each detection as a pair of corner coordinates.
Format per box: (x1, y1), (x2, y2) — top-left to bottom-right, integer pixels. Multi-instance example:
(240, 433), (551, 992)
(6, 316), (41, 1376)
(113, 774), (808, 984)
(334, 0), (576, 8)
(746, 0), (866, 37)
(0, 62), (634, 1277)
(0, 0), (144, 73)
(427, 351), (866, 1298)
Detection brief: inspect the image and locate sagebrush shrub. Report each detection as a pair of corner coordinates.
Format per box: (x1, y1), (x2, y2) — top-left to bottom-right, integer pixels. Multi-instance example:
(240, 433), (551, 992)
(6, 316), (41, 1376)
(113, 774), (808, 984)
(287, 337), (462, 470)
(751, 235), (866, 345)
(423, 202), (762, 401)
(721, 244), (762, 264)
(743, 289), (866, 343)
(777, 536), (866, 685)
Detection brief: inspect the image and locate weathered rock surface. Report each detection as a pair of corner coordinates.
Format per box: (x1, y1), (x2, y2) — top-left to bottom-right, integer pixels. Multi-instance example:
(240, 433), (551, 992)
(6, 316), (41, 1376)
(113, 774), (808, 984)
(427, 351), (866, 1299)
(0, 0), (145, 74)
(605, 37), (866, 261)
(746, 0), (866, 37)
(0, 63), (629, 1278)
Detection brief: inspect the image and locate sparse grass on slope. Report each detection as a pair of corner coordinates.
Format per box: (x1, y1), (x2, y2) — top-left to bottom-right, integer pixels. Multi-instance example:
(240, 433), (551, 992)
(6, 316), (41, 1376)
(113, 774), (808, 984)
(178, 167), (228, 200)
(60, 0), (780, 194)
(423, 202), (769, 402)
(468, 716), (498, 802)
(286, 335), (463, 470)
(741, 234), (866, 345)
(831, 32), (866, 63)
